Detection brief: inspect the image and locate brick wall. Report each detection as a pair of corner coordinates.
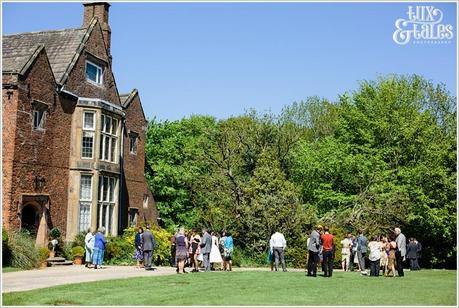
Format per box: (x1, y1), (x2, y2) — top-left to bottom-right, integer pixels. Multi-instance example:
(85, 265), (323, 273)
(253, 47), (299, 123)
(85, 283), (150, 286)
(2, 49), (75, 235)
(121, 93), (158, 229)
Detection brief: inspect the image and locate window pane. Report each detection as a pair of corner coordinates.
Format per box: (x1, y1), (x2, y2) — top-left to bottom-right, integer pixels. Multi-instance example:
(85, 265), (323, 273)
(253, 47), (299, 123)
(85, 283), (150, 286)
(105, 116), (111, 134)
(99, 134), (103, 159)
(101, 204), (107, 229)
(79, 202), (91, 233)
(82, 131), (94, 158)
(33, 110), (44, 129)
(97, 203), (101, 229)
(110, 137), (116, 162)
(112, 119), (117, 135)
(83, 112), (94, 129)
(98, 176), (103, 201)
(108, 205), (113, 235)
(103, 177), (109, 201)
(86, 63), (98, 82)
(80, 175), (92, 201)
(109, 178), (115, 202)
(104, 136), (110, 160)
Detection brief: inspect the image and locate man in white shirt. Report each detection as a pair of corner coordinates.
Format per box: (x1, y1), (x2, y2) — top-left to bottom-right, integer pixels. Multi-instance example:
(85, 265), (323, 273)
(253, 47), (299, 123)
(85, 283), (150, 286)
(270, 231), (287, 272)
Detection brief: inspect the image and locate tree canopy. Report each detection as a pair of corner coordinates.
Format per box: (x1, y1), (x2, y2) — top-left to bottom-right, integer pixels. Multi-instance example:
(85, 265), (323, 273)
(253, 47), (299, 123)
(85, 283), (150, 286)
(145, 75), (456, 268)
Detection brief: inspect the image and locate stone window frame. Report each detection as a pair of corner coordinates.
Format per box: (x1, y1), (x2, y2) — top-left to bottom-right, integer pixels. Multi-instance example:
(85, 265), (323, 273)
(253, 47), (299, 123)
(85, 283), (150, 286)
(31, 100), (48, 131)
(85, 60), (104, 86)
(129, 131), (138, 155)
(81, 110), (96, 159)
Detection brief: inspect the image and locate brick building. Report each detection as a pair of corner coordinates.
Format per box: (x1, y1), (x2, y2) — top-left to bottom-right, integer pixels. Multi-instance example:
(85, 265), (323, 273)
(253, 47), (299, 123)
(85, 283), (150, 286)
(2, 2), (159, 245)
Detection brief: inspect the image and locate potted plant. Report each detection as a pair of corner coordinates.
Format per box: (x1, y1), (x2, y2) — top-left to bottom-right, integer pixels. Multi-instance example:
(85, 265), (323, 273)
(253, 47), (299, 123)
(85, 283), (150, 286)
(72, 246), (85, 265)
(48, 227), (61, 258)
(39, 247), (49, 268)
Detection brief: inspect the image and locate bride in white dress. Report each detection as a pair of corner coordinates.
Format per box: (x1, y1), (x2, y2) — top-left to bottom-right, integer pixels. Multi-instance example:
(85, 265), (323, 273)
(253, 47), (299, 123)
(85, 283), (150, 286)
(209, 232), (223, 265)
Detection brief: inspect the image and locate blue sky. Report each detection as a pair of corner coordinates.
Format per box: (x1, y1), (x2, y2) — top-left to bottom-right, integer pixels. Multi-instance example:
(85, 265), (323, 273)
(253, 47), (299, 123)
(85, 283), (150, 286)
(2, 2), (457, 121)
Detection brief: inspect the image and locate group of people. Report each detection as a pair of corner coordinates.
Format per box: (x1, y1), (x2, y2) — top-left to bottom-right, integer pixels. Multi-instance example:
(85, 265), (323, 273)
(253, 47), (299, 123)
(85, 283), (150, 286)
(83, 223), (421, 277)
(265, 226), (421, 278)
(307, 225), (421, 277)
(84, 227), (107, 269)
(133, 226), (234, 273)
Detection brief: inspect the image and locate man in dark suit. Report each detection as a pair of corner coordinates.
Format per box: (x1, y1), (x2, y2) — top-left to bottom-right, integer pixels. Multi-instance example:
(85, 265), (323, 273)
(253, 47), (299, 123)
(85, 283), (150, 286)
(200, 228), (212, 272)
(406, 237), (418, 271)
(142, 225), (156, 270)
(395, 227), (406, 277)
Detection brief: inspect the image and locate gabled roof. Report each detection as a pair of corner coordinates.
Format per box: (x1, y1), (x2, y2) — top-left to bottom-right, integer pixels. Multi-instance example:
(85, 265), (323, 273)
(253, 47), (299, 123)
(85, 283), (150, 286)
(120, 89), (148, 122)
(3, 28), (87, 81)
(2, 18), (101, 86)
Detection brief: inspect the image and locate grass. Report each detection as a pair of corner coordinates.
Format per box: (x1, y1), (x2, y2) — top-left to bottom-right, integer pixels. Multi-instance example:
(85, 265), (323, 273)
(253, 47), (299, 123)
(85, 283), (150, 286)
(2, 270), (457, 306)
(2, 267), (21, 273)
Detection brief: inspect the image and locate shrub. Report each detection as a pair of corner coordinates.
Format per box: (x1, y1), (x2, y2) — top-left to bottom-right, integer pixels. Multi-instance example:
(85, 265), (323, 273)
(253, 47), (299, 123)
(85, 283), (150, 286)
(103, 224), (173, 266)
(71, 246), (85, 257)
(71, 232), (86, 248)
(2, 227), (11, 266)
(285, 247), (308, 269)
(61, 242), (74, 260)
(38, 247), (49, 262)
(8, 230), (39, 269)
(49, 227), (61, 239)
(105, 236), (135, 265)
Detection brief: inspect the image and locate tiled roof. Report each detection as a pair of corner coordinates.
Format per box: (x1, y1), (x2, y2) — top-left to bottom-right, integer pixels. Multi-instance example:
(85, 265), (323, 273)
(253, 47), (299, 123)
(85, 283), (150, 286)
(2, 28), (87, 82)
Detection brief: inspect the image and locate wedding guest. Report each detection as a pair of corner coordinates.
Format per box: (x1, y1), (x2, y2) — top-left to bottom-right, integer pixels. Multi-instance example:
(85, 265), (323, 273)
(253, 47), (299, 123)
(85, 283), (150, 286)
(415, 238), (422, 270)
(307, 225), (322, 277)
(200, 228), (212, 271)
(321, 226), (334, 277)
(379, 236), (388, 276)
(92, 227), (106, 270)
(189, 229), (201, 272)
(270, 230), (287, 272)
(223, 232), (234, 271)
(368, 236), (381, 277)
(394, 227), (406, 277)
(134, 227), (144, 269)
(220, 231), (227, 270)
(385, 235), (397, 277)
(357, 229), (368, 275)
(142, 224), (156, 271)
(175, 227), (189, 274)
(340, 233), (352, 271)
(406, 237), (419, 271)
(84, 228), (95, 268)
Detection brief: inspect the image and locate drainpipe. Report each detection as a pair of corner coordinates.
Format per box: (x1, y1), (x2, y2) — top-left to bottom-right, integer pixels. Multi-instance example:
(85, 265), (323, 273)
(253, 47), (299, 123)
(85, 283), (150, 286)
(118, 117), (125, 235)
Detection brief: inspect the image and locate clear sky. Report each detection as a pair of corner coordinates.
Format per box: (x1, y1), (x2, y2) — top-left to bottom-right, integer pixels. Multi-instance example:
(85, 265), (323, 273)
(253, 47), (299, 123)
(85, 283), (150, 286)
(2, 2), (457, 121)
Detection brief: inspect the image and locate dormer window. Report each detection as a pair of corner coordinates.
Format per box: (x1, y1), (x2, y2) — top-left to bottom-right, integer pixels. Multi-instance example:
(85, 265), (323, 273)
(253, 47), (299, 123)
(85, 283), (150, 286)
(86, 60), (103, 85)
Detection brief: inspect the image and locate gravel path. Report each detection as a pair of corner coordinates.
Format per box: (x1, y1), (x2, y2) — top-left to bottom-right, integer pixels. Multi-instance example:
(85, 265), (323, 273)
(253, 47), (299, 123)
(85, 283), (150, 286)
(2, 265), (307, 293)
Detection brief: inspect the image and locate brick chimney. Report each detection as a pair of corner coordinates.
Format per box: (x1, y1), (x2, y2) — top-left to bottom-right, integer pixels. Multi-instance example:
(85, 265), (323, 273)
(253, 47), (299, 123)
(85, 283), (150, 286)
(83, 2), (112, 55)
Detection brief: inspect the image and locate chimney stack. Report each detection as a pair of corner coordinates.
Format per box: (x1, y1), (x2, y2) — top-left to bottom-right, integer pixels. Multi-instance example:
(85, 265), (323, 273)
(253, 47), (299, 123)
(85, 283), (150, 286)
(83, 2), (112, 55)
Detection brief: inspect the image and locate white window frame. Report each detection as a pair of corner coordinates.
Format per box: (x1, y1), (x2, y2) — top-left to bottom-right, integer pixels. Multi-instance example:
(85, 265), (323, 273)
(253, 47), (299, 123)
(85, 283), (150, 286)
(97, 175), (117, 235)
(143, 195), (149, 209)
(83, 111), (96, 131)
(100, 114), (118, 163)
(78, 174), (93, 233)
(81, 111), (96, 159)
(85, 60), (104, 85)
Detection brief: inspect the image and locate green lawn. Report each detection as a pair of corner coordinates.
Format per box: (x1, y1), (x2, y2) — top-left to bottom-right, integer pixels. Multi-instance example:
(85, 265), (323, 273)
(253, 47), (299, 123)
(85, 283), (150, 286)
(2, 270), (457, 306)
